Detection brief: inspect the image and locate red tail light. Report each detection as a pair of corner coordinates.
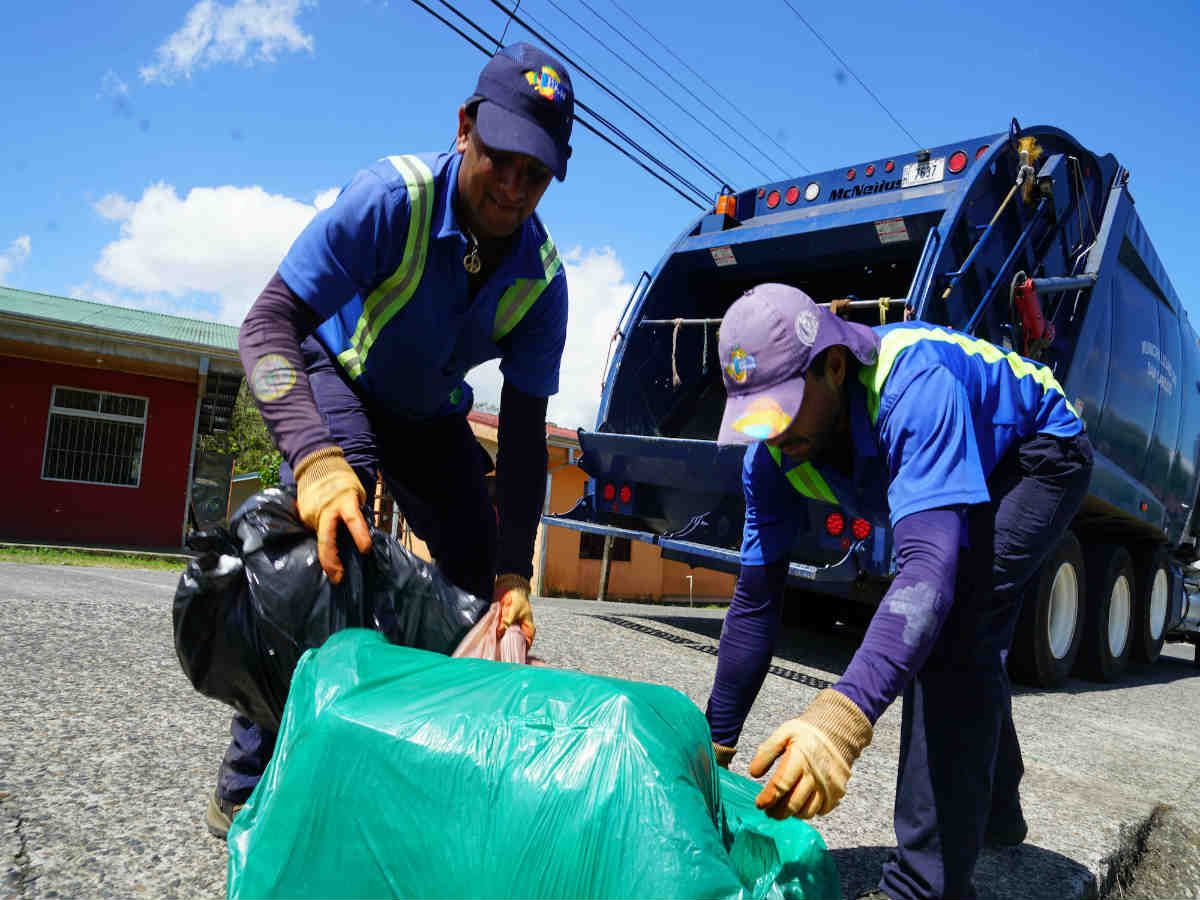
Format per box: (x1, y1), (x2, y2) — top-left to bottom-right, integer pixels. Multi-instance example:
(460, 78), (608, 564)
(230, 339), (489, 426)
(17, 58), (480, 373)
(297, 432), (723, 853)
(618, 484), (632, 504)
(947, 150), (969, 174)
(851, 518), (872, 540)
(824, 512), (845, 536)
(602, 482), (616, 501)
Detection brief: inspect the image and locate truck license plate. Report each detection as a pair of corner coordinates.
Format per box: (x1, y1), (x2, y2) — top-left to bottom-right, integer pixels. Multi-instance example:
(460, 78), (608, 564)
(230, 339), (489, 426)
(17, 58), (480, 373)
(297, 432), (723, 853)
(901, 157), (945, 188)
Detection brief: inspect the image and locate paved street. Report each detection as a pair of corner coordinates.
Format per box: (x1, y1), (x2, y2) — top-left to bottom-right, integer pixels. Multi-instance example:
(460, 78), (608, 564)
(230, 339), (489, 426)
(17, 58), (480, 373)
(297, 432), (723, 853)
(2, 560), (1198, 898)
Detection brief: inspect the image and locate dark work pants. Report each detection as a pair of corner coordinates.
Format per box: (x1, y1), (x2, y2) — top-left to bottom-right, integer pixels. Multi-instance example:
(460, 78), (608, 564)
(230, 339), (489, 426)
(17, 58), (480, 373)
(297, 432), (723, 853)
(216, 338), (498, 806)
(880, 431), (1093, 900)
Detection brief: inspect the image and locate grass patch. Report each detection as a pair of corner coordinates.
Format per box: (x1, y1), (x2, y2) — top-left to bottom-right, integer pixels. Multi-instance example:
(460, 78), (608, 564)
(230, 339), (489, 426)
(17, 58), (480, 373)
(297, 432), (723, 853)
(0, 546), (188, 572)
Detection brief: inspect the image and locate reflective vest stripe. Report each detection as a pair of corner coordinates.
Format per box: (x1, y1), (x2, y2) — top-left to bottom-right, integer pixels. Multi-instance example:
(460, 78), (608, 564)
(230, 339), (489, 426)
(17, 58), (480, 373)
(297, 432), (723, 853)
(860, 327), (1079, 425)
(339, 155), (435, 379)
(492, 236), (561, 342)
(767, 445), (839, 504)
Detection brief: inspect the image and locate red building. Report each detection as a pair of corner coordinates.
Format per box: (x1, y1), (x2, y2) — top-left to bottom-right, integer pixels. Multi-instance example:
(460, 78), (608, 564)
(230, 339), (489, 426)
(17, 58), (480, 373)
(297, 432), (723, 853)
(0, 286), (243, 550)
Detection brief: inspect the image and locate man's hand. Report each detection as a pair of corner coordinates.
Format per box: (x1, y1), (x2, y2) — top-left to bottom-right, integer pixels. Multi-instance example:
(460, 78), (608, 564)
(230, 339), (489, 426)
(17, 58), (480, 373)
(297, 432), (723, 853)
(294, 447), (371, 584)
(749, 688), (873, 820)
(493, 573), (536, 645)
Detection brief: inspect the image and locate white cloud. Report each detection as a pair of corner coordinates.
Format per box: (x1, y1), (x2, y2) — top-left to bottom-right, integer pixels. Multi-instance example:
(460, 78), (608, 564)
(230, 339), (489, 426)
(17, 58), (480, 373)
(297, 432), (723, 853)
(467, 245), (632, 430)
(92, 182), (321, 323)
(98, 69), (130, 101)
(0, 235), (32, 280)
(313, 187), (340, 210)
(95, 192), (136, 221)
(140, 0), (315, 84)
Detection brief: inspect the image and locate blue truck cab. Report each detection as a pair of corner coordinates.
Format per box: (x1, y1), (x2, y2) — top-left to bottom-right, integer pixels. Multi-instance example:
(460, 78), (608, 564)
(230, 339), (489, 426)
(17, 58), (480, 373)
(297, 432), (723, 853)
(549, 120), (1200, 687)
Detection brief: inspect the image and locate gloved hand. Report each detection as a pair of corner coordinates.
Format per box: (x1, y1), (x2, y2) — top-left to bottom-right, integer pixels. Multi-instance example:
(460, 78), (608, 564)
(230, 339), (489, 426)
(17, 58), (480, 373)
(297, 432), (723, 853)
(493, 573), (536, 646)
(294, 446), (372, 585)
(749, 688), (873, 820)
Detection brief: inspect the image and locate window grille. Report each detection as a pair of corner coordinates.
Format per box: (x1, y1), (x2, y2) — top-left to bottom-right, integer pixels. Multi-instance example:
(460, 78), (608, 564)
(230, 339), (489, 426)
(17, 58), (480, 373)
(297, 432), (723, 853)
(42, 386), (148, 487)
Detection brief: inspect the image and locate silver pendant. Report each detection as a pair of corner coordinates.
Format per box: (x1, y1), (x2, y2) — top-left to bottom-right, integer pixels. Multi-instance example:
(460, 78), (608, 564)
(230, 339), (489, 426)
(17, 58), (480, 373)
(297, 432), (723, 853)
(463, 247), (482, 274)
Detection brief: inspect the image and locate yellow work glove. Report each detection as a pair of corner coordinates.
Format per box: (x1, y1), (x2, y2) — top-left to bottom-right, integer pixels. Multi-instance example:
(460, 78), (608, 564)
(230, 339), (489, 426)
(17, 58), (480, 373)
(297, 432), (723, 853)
(749, 688), (873, 820)
(294, 447), (371, 585)
(493, 573), (536, 646)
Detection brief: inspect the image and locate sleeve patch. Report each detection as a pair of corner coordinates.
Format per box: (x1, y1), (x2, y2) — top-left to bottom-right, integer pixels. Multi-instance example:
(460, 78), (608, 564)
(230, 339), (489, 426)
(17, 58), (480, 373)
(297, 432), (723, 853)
(250, 353), (298, 402)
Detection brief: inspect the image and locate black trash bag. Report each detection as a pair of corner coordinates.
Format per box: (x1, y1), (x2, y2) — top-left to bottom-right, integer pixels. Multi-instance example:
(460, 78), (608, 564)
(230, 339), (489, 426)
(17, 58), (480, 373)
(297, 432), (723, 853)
(173, 486), (490, 731)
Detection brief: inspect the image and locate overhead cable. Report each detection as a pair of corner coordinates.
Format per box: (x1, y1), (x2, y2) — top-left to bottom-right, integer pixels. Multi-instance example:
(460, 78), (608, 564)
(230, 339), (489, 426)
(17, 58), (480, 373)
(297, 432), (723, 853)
(779, 0), (922, 149)
(519, 5), (726, 201)
(604, 0), (810, 174)
(435, 0), (711, 205)
(484, 0), (735, 191)
(548, 0), (776, 182)
(405, 0), (707, 208)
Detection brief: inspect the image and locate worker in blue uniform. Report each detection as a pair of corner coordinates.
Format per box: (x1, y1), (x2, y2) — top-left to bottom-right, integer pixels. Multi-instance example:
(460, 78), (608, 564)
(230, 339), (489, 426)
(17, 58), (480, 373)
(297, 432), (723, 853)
(206, 42), (575, 839)
(705, 283), (1093, 899)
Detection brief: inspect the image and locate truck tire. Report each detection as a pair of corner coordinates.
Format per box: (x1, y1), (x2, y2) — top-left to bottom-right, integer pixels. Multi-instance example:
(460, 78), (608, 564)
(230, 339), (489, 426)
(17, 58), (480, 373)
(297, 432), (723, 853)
(1076, 544), (1134, 681)
(1009, 532), (1086, 689)
(1131, 545), (1170, 664)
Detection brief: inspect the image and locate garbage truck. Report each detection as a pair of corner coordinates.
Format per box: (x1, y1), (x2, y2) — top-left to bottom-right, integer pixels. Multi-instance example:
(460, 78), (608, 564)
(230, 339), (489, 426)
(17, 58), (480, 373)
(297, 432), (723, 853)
(547, 119), (1200, 688)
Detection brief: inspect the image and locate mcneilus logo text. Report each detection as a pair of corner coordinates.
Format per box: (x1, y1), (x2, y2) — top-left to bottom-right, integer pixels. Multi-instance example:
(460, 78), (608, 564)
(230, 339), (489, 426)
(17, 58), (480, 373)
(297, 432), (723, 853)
(828, 178), (903, 201)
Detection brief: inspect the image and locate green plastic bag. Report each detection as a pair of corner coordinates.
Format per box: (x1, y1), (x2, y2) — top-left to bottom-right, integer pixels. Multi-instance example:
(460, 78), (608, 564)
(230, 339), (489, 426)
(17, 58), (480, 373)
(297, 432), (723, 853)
(227, 630), (840, 899)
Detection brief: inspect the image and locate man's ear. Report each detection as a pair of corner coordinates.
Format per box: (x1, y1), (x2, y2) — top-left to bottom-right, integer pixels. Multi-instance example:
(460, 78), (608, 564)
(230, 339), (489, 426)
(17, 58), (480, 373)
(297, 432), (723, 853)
(455, 104), (471, 154)
(825, 346), (848, 389)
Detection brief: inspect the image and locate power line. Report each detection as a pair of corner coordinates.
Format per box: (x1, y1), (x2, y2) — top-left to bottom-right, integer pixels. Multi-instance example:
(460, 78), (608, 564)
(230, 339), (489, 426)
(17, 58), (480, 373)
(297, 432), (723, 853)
(437, 0), (712, 204)
(603, 0), (810, 174)
(484, 0), (735, 191)
(547, 0), (776, 182)
(519, 5), (729, 198)
(496, 0), (520, 47)
(405, 0), (707, 208)
(779, 0), (922, 149)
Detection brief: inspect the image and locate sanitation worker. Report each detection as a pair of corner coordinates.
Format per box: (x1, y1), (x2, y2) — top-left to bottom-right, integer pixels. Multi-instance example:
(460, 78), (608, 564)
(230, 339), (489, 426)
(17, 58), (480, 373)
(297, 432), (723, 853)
(205, 42), (574, 839)
(705, 283), (1093, 899)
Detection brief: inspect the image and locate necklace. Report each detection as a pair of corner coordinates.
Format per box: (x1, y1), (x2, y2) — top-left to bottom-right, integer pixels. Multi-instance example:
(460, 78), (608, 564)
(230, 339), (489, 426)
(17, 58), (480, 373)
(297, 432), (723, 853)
(462, 226), (482, 275)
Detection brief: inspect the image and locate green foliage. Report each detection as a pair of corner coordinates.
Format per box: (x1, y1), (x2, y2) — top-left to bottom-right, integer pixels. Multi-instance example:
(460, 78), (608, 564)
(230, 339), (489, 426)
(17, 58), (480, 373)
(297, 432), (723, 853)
(198, 382), (283, 486)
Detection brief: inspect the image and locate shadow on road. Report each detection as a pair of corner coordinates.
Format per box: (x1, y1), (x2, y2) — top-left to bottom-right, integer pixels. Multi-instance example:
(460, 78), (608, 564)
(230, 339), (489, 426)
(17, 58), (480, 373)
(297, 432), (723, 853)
(833, 842), (1097, 900)
(615, 607), (1199, 695)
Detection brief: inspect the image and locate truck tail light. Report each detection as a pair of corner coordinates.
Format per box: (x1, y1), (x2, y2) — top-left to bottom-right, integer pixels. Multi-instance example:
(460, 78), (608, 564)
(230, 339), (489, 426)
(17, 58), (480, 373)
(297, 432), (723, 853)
(851, 518), (872, 540)
(824, 512), (845, 536)
(602, 482), (616, 501)
(618, 484), (632, 504)
(948, 150), (968, 173)
(716, 193), (736, 217)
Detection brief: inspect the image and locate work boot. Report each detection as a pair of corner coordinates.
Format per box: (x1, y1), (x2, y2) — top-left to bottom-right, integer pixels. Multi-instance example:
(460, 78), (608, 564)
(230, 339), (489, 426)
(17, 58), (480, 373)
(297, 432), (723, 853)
(205, 789), (244, 840)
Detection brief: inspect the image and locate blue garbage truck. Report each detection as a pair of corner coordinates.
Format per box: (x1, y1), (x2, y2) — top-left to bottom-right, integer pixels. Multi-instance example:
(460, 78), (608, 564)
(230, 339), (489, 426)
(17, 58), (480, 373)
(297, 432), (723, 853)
(548, 119), (1200, 688)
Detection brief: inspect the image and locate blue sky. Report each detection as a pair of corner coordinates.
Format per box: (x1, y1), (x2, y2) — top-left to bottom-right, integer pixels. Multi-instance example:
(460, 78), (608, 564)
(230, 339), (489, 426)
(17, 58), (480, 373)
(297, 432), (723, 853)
(4, 0), (1198, 428)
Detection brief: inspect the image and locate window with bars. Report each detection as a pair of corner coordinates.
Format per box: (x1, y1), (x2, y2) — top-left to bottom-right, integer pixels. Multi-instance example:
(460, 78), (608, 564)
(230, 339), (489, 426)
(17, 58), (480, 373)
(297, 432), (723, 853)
(42, 386), (148, 487)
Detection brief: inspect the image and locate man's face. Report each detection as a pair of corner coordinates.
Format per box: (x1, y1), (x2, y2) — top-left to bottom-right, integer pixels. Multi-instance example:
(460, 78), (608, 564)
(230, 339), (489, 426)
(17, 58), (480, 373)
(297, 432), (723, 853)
(455, 105), (554, 240)
(765, 351), (846, 463)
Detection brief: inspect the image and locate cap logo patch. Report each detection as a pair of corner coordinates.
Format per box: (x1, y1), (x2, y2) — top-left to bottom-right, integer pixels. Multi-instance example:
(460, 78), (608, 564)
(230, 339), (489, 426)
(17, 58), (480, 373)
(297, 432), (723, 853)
(525, 66), (565, 102)
(795, 309), (819, 345)
(725, 347), (757, 384)
(733, 397), (792, 440)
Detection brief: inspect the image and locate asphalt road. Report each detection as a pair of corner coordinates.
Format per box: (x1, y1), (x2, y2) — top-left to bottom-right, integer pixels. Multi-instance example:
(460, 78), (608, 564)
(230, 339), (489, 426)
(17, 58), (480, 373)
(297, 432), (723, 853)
(2, 561), (1198, 899)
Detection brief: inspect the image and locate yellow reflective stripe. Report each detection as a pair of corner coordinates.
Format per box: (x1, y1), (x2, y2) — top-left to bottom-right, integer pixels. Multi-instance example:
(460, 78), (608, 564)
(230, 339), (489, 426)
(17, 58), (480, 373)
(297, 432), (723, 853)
(862, 327), (1079, 424)
(337, 347), (364, 380)
(492, 236), (561, 341)
(767, 445), (839, 504)
(345, 155), (434, 373)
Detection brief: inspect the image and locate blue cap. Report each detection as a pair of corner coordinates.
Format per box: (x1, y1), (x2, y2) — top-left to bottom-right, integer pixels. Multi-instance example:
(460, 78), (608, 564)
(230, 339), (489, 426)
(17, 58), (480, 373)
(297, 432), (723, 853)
(467, 42), (574, 181)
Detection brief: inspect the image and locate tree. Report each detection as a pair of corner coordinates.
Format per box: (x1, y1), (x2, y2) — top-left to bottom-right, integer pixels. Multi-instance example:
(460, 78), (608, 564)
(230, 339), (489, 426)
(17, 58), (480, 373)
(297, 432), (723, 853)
(198, 382), (283, 487)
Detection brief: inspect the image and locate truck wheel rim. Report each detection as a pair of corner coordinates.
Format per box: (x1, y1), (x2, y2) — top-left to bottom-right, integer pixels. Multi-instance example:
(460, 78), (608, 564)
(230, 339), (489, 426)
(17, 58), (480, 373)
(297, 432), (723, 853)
(1109, 574), (1131, 657)
(1048, 562), (1079, 659)
(1149, 568), (1168, 641)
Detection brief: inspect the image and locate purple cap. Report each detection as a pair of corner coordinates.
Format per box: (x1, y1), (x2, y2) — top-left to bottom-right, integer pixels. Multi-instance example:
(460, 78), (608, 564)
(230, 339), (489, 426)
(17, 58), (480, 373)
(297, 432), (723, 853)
(717, 283), (881, 444)
(467, 42), (574, 181)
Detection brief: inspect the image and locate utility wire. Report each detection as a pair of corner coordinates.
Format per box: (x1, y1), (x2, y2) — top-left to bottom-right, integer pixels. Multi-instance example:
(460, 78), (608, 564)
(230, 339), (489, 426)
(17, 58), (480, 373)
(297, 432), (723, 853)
(604, 0), (809, 174)
(520, 5), (728, 198)
(406, 0), (706, 208)
(496, 0), (519, 46)
(779, 0), (922, 149)
(437, 0), (712, 204)
(484, 0), (735, 191)
(548, 0), (776, 182)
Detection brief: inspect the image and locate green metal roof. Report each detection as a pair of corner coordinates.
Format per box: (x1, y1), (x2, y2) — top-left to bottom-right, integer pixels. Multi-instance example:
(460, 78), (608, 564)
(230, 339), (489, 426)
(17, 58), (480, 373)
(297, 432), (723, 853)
(0, 285), (238, 351)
